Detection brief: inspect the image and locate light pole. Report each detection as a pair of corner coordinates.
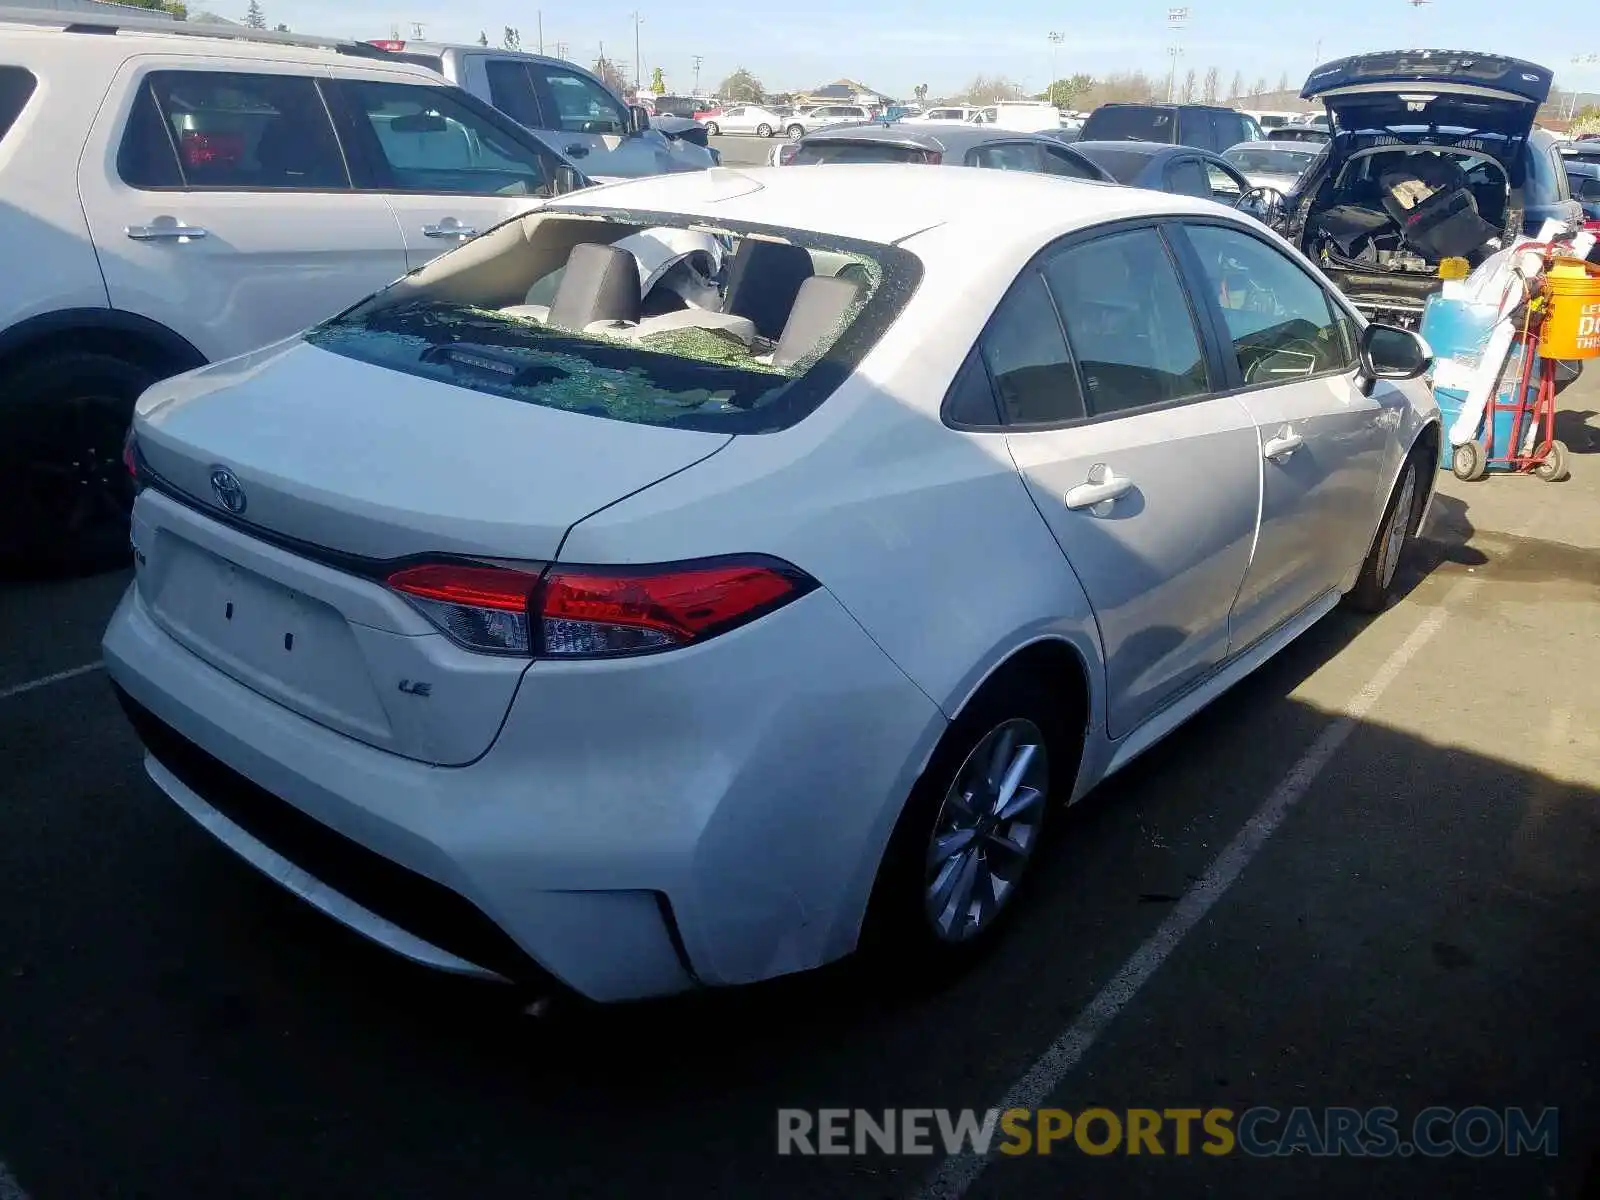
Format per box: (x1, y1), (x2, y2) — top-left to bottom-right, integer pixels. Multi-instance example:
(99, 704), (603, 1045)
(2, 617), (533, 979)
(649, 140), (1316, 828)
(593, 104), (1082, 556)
(1047, 31), (1064, 100)
(1165, 8), (1188, 105)
(1569, 54), (1599, 120)
(630, 11), (643, 93)
(692, 54), (703, 96)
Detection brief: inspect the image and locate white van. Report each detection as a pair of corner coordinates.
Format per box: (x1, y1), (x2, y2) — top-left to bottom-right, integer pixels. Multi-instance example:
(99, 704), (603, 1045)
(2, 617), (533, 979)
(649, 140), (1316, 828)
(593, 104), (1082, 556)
(970, 101), (1063, 132)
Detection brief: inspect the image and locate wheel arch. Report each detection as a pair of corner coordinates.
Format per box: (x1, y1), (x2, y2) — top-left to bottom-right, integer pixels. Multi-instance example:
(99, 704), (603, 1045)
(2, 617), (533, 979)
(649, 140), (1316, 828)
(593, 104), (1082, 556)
(0, 309), (207, 382)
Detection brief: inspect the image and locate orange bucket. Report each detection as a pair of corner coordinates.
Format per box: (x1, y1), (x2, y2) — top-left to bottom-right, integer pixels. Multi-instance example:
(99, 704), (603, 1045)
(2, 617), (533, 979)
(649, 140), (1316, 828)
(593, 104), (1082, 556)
(1540, 257), (1600, 358)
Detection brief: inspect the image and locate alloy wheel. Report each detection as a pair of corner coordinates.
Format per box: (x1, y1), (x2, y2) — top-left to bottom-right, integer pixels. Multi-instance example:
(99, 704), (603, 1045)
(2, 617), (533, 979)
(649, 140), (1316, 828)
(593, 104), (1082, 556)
(923, 718), (1049, 943)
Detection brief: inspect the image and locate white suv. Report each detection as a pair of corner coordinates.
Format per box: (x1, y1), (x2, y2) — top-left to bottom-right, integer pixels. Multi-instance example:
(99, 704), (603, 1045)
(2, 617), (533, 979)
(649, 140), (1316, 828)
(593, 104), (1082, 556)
(783, 104), (873, 141)
(0, 11), (587, 572)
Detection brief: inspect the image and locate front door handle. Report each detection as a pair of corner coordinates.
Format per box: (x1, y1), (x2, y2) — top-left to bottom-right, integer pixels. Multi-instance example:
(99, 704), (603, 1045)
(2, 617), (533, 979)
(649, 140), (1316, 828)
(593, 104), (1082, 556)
(564, 144), (590, 157)
(1064, 464), (1134, 512)
(1263, 428), (1304, 462)
(422, 218), (478, 239)
(126, 222), (208, 241)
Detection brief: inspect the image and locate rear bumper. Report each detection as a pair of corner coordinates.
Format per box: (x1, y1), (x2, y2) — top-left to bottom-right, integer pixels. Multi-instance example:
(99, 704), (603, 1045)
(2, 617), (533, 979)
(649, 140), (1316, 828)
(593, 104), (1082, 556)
(103, 579), (943, 1002)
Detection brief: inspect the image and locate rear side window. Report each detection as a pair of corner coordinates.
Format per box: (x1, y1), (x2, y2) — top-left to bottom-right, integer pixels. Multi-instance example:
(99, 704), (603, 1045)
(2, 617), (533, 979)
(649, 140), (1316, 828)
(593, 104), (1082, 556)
(119, 71), (348, 190)
(0, 66), (36, 145)
(968, 142), (1044, 172)
(979, 270), (1085, 425)
(1043, 228), (1209, 416)
(485, 60), (544, 127)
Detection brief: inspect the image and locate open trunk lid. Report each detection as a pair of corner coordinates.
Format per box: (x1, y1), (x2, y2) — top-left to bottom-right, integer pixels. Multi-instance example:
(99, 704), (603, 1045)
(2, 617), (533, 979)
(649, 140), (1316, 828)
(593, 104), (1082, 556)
(1303, 50), (1550, 142)
(129, 338), (729, 766)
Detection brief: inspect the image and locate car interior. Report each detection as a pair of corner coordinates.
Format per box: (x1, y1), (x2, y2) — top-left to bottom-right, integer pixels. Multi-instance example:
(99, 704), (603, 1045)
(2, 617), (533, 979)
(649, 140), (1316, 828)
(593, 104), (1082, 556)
(341, 214), (881, 376)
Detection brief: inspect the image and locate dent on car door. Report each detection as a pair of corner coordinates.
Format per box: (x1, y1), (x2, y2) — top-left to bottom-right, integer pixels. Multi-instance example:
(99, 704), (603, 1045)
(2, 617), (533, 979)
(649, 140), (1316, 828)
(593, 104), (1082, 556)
(78, 63), (408, 361)
(1172, 220), (1392, 651)
(328, 78), (558, 269)
(993, 226), (1261, 739)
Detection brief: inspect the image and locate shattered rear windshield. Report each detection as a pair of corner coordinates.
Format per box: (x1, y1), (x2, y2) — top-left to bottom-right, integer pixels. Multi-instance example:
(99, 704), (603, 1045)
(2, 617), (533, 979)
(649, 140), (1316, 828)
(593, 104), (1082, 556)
(305, 214), (921, 434)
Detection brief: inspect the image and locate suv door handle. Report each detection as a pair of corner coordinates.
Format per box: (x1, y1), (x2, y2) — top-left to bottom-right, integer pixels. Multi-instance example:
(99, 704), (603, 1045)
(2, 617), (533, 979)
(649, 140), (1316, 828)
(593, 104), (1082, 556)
(422, 219), (478, 239)
(564, 144), (590, 157)
(126, 222), (208, 241)
(1064, 464), (1134, 511)
(1263, 427), (1304, 462)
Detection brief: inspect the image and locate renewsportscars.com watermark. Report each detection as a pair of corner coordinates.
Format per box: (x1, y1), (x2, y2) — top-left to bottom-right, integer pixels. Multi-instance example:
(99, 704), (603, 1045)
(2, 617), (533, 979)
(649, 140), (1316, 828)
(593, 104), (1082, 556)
(777, 1106), (1560, 1158)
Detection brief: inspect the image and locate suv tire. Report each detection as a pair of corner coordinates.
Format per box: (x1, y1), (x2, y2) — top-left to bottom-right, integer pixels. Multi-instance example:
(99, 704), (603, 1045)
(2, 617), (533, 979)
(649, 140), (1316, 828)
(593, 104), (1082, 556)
(0, 349), (156, 577)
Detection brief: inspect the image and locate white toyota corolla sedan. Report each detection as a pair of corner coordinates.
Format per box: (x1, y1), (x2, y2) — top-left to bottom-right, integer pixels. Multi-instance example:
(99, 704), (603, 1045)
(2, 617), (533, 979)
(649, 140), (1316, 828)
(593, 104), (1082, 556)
(104, 165), (1440, 1004)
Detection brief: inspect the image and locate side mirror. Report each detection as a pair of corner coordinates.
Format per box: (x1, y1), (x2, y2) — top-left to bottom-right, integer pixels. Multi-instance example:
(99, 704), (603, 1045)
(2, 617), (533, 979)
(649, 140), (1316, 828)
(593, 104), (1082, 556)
(1359, 322), (1433, 384)
(627, 105), (651, 135)
(552, 164), (585, 195)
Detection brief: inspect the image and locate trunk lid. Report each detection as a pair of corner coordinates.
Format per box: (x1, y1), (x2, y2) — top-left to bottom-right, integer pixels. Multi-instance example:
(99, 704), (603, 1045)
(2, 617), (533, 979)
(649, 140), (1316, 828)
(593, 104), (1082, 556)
(1303, 50), (1551, 142)
(134, 337), (731, 563)
(130, 337), (730, 765)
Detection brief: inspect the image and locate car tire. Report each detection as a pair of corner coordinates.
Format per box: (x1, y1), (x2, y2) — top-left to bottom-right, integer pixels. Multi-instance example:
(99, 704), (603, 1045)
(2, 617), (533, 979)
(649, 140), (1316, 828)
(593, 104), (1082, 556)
(1343, 452), (1424, 614)
(786, 124), (805, 141)
(861, 669), (1076, 985)
(0, 349), (156, 577)
(756, 122), (773, 138)
(704, 121), (720, 136)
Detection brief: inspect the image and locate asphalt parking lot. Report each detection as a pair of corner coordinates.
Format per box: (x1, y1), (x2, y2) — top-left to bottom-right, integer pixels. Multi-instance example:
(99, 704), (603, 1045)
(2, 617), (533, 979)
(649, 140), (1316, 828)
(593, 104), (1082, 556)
(1, 390), (1597, 1198)
(711, 132), (784, 166)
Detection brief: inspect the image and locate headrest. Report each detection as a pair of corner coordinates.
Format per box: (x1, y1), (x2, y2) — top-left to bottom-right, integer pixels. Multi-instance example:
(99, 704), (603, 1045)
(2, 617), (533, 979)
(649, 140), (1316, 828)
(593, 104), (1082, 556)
(547, 243), (642, 332)
(721, 239), (815, 340)
(771, 275), (861, 370)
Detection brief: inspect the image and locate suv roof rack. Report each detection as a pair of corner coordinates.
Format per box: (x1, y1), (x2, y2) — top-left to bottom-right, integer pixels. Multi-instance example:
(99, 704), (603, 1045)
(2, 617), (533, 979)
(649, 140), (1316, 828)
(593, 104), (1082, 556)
(0, 6), (393, 57)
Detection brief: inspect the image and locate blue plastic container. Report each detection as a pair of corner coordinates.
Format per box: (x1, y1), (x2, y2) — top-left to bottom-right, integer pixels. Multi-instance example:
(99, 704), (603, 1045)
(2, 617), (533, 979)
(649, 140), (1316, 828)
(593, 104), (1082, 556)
(1433, 381), (1532, 471)
(1420, 294), (1503, 368)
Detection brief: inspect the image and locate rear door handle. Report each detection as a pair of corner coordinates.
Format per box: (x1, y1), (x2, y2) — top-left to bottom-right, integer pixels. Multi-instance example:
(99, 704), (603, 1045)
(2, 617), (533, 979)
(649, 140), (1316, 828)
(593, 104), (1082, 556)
(422, 218), (478, 239)
(1064, 464), (1134, 511)
(126, 222), (208, 241)
(1263, 428), (1304, 461)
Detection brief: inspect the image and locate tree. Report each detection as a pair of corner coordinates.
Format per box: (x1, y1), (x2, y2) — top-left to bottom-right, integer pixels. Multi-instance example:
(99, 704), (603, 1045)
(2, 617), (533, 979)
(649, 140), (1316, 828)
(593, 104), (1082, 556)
(650, 66), (666, 93)
(1203, 66), (1220, 103)
(718, 68), (764, 103)
(1045, 73), (1094, 109)
(1251, 76), (1269, 99)
(594, 56), (628, 93)
(1229, 70), (1244, 100)
(1181, 68), (1197, 103)
(960, 74), (1025, 105)
(1276, 71), (1290, 95)
(502, 26), (520, 50)
(243, 0), (265, 27)
(914, 83), (929, 105)
(477, 30), (489, 46)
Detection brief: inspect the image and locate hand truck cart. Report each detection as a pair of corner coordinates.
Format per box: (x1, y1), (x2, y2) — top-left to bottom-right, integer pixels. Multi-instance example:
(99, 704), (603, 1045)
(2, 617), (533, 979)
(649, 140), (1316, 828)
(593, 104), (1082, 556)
(1451, 249), (1590, 483)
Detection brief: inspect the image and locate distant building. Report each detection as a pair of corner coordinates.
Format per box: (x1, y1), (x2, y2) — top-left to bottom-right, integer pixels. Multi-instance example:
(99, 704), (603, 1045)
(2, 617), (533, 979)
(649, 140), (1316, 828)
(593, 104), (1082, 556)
(796, 78), (887, 106)
(0, 0), (180, 17)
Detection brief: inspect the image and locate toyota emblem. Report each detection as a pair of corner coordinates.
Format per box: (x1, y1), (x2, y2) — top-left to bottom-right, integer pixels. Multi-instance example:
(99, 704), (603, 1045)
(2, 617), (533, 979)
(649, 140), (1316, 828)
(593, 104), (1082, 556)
(208, 465), (247, 514)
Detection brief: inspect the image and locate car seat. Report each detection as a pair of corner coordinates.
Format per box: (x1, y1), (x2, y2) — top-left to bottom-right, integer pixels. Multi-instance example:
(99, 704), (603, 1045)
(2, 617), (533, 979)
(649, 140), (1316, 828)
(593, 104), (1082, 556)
(770, 276), (860, 368)
(546, 243), (642, 332)
(721, 240), (815, 340)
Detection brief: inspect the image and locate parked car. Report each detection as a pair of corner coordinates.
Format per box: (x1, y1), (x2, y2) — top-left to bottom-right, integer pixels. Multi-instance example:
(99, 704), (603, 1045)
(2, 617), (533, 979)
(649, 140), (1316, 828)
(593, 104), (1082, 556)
(701, 104), (788, 137)
(1070, 141), (1263, 213)
(1565, 160), (1600, 220)
(106, 164), (1439, 1004)
(0, 11), (589, 573)
(1222, 139), (1322, 190)
(774, 123), (1115, 180)
(968, 101), (1063, 133)
(645, 93), (703, 119)
(364, 39), (717, 176)
(1559, 142), (1600, 168)
(1267, 125), (1330, 146)
(782, 103), (874, 140)
(1078, 103), (1264, 153)
(908, 105), (980, 123)
(1278, 49), (1582, 326)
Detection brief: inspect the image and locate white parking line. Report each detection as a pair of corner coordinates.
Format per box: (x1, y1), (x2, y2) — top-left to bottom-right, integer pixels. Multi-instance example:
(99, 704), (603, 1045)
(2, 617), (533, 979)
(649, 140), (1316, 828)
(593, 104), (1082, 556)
(0, 1161), (30, 1200)
(0, 662), (102, 702)
(917, 598), (1460, 1199)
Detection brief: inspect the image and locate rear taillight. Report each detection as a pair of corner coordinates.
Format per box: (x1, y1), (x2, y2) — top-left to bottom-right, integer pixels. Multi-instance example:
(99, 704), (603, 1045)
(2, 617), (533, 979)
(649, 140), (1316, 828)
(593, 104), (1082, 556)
(181, 130), (245, 169)
(366, 39), (407, 50)
(777, 144), (801, 166)
(122, 427), (144, 492)
(387, 556), (817, 658)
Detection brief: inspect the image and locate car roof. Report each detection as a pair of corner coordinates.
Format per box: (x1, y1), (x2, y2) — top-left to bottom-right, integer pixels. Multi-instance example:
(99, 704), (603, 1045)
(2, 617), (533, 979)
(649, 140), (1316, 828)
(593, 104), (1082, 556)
(802, 124), (1062, 152)
(1071, 140), (1173, 159)
(1225, 140), (1317, 153)
(543, 163), (1219, 247)
(0, 11), (437, 72)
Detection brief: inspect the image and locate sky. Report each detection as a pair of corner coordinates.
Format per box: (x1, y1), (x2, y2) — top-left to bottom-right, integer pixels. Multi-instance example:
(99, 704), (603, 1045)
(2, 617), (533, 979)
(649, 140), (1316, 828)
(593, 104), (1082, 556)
(245, 0), (1600, 101)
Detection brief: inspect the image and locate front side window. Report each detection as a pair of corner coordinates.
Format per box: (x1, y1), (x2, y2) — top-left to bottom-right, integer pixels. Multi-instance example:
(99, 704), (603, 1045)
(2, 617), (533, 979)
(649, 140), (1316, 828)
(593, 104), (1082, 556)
(1042, 228), (1209, 416)
(0, 66), (36, 145)
(337, 80), (551, 197)
(120, 70), (347, 191)
(1183, 222), (1352, 384)
(1039, 147), (1100, 179)
(1206, 162), (1243, 201)
(529, 67), (625, 134)
(979, 270), (1085, 425)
